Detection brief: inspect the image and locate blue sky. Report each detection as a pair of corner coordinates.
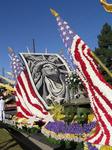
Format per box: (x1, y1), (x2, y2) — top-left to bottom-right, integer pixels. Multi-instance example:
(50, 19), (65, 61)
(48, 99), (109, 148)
(0, 0), (112, 75)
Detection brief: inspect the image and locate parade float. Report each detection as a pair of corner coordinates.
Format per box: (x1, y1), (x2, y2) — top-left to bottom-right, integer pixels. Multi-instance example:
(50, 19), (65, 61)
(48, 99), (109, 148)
(4, 1), (112, 149)
(7, 48), (92, 148)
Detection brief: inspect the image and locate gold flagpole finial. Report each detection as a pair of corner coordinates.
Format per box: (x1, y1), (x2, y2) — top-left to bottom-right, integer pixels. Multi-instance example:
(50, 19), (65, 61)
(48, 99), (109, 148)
(100, 0), (112, 13)
(50, 8), (59, 17)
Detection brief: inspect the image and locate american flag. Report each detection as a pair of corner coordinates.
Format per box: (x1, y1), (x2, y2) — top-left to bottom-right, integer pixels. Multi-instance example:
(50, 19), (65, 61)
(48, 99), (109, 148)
(8, 48), (53, 122)
(54, 14), (112, 146)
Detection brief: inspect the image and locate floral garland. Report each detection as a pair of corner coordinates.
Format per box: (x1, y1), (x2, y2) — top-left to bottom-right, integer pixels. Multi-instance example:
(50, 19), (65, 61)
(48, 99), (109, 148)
(41, 121), (96, 142)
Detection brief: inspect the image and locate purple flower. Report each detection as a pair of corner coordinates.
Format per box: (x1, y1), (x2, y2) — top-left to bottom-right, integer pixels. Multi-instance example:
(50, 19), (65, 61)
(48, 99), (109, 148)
(87, 142), (98, 150)
(45, 121), (96, 135)
(83, 122), (96, 133)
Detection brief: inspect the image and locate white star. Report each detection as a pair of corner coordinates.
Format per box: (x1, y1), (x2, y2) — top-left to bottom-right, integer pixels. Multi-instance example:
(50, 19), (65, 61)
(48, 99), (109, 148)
(13, 65), (16, 69)
(58, 22), (62, 26)
(13, 62), (16, 64)
(65, 43), (68, 47)
(11, 53), (15, 57)
(66, 25), (70, 29)
(17, 59), (20, 62)
(69, 30), (73, 34)
(13, 58), (16, 61)
(63, 31), (66, 35)
(56, 17), (60, 21)
(64, 21), (67, 25)
(66, 37), (69, 41)
(60, 26), (64, 31)
(20, 67), (23, 70)
(62, 38), (65, 42)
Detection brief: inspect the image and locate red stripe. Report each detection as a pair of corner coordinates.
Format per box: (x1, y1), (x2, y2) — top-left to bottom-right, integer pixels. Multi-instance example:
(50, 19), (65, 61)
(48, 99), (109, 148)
(16, 85), (33, 117)
(90, 86), (110, 144)
(86, 125), (101, 142)
(17, 72), (48, 115)
(16, 100), (33, 117)
(24, 70), (47, 110)
(16, 112), (28, 118)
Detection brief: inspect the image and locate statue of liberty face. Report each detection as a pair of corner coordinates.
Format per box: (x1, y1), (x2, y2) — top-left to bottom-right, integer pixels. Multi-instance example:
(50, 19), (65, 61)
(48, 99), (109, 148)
(42, 63), (58, 77)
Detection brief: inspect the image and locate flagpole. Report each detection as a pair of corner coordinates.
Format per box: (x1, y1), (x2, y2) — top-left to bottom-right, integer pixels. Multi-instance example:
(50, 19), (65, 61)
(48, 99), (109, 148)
(50, 9), (112, 78)
(91, 51), (112, 78)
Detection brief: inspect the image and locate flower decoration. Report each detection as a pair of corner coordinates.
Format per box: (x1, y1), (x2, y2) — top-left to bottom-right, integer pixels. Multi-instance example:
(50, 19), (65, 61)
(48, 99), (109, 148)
(42, 121), (96, 142)
(50, 103), (65, 121)
(100, 145), (112, 150)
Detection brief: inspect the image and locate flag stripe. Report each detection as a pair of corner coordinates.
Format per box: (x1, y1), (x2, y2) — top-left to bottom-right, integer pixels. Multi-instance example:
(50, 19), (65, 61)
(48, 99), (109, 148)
(17, 71), (48, 115)
(16, 85), (33, 116)
(24, 70), (48, 109)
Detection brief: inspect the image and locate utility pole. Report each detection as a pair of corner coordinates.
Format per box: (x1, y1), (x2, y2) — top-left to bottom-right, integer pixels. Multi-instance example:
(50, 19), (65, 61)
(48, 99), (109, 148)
(32, 39), (36, 53)
(2, 67), (5, 77)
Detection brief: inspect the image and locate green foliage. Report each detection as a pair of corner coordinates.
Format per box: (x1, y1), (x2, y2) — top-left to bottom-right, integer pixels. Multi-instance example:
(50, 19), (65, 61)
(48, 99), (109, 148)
(75, 107), (90, 124)
(45, 136), (61, 145)
(97, 23), (112, 49)
(75, 142), (83, 150)
(64, 106), (76, 123)
(95, 23), (112, 84)
(44, 136), (83, 150)
(63, 106), (90, 124)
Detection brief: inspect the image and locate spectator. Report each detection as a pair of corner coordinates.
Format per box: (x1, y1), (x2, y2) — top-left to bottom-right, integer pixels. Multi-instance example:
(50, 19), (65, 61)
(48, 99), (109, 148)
(0, 96), (5, 121)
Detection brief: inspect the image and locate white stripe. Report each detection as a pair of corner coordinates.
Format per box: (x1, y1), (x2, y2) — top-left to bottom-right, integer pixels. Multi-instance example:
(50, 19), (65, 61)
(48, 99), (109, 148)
(93, 91), (111, 135)
(94, 87), (112, 120)
(17, 106), (30, 118)
(99, 134), (107, 146)
(93, 89), (112, 143)
(83, 46), (98, 70)
(71, 35), (80, 60)
(20, 72), (46, 110)
(88, 129), (103, 144)
(77, 69), (97, 119)
(16, 87), (32, 114)
(17, 79), (47, 118)
(21, 71), (49, 109)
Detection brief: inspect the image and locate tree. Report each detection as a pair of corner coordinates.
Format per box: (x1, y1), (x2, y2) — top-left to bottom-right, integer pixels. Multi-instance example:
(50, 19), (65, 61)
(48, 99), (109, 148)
(94, 23), (112, 84)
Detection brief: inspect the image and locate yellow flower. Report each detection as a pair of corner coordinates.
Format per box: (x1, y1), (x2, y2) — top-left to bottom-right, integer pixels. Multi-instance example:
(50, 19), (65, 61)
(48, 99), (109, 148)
(84, 142), (89, 150)
(50, 103), (65, 121)
(100, 145), (112, 150)
(88, 113), (95, 123)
